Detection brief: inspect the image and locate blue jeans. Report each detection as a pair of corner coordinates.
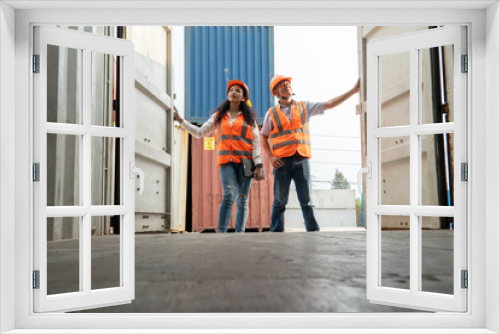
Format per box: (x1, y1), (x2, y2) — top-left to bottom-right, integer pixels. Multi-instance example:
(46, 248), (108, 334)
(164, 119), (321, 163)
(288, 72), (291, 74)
(218, 162), (252, 233)
(270, 156), (320, 232)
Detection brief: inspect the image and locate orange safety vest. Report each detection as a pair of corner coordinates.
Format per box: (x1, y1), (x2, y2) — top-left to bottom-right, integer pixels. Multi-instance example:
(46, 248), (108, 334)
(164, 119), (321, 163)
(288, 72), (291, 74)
(215, 112), (253, 166)
(268, 101), (312, 158)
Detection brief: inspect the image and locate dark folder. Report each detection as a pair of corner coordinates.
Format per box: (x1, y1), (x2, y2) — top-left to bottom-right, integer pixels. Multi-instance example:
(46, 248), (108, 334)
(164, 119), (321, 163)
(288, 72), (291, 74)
(242, 159), (256, 178)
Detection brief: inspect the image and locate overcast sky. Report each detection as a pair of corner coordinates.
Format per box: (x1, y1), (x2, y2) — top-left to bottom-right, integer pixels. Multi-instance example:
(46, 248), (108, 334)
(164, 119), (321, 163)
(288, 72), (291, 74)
(274, 26), (361, 191)
(173, 26), (362, 193)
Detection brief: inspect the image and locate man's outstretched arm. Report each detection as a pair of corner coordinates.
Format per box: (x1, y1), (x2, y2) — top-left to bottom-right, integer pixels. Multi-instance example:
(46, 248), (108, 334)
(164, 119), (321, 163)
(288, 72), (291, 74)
(323, 78), (360, 110)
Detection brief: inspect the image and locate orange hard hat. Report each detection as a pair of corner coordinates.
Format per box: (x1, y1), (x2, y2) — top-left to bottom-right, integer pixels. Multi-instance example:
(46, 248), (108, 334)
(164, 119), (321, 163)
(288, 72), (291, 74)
(270, 74), (292, 96)
(227, 80), (249, 98)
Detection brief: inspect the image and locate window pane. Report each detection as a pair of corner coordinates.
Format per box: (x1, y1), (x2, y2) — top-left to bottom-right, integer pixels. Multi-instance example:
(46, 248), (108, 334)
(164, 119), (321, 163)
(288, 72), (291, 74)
(381, 215), (410, 290)
(420, 45), (454, 124)
(92, 51), (121, 127)
(380, 136), (410, 205)
(47, 217), (80, 295)
(47, 44), (82, 124)
(421, 216), (454, 294)
(91, 216), (121, 290)
(92, 137), (121, 205)
(47, 134), (81, 206)
(380, 51), (410, 127)
(421, 134), (454, 206)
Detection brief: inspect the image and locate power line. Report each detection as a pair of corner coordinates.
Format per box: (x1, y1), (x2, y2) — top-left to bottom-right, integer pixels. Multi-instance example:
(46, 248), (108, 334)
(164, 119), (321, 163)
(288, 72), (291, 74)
(312, 148), (361, 152)
(311, 134), (361, 139)
(310, 161), (361, 165)
(312, 180), (359, 183)
(312, 179), (359, 182)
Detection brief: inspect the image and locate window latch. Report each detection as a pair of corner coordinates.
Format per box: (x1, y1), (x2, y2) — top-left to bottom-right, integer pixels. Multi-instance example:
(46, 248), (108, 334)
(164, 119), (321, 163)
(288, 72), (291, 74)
(357, 161), (372, 194)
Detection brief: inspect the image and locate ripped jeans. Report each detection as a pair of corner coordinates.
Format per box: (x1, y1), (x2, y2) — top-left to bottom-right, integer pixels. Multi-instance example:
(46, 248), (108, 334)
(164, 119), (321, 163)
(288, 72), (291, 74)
(218, 162), (253, 233)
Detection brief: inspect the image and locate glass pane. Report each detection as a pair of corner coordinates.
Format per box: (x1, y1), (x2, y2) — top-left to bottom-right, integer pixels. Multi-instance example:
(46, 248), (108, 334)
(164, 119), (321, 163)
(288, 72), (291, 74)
(47, 44), (82, 124)
(91, 216), (121, 290)
(421, 216), (454, 294)
(420, 45), (454, 124)
(380, 136), (410, 205)
(381, 215), (410, 290)
(380, 51), (410, 127)
(92, 137), (121, 205)
(92, 51), (121, 127)
(421, 134), (454, 206)
(47, 134), (81, 206)
(47, 217), (80, 295)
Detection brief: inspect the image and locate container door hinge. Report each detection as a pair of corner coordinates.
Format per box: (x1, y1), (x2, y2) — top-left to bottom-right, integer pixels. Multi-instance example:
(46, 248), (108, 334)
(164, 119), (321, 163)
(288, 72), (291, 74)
(33, 163), (40, 182)
(461, 270), (468, 289)
(33, 54), (40, 73)
(461, 163), (468, 181)
(461, 54), (468, 73)
(33, 270), (40, 289)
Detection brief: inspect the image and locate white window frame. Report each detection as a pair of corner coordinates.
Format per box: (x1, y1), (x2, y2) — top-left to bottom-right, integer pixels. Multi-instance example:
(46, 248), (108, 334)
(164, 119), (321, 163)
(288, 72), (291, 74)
(366, 26), (467, 312)
(1, 1), (498, 333)
(33, 25), (136, 313)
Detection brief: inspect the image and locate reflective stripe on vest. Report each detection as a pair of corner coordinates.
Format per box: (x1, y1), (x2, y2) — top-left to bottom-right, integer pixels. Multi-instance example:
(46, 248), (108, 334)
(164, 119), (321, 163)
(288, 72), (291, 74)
(217, 150), (252, 157)
(268, 101), (312, 158)
(215, 112), (253, 165)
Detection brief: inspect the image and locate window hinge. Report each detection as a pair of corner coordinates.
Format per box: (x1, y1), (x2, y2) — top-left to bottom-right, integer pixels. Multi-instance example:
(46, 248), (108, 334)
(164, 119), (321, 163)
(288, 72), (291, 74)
(33, 54), (40, 73)
(461, 162), (468, 181)
(461, 54), (468, 73)
(461, 270), (468, 289)
(33, 270), (40, 289)
(33, 163), (40, 182)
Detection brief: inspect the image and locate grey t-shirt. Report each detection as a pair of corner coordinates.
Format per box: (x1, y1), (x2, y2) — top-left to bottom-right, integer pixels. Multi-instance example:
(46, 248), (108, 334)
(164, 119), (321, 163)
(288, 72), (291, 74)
(261, 100), (325, 136)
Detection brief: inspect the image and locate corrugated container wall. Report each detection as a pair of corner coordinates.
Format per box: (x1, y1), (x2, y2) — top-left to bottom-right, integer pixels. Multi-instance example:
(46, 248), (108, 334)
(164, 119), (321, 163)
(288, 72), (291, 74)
(125, 26), (174, 233)
(185, 26), (275, 125)
(190, 137), (275, 232)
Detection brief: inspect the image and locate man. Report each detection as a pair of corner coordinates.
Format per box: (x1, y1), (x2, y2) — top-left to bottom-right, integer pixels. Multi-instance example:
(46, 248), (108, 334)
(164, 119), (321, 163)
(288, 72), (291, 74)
(261, 74), (360, 232)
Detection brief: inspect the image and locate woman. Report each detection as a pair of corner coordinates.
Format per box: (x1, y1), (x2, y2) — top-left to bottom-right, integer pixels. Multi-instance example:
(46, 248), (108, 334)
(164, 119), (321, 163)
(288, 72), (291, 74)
(174, 80), (264, 233)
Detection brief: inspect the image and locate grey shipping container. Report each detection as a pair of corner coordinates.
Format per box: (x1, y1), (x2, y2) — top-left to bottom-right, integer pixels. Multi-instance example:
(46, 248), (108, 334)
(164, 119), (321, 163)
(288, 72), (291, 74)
(185, 26), (275, 125)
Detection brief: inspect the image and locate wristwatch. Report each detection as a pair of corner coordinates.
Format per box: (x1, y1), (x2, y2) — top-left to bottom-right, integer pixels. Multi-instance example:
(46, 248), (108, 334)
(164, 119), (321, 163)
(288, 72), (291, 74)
(255, 163), (263, 168)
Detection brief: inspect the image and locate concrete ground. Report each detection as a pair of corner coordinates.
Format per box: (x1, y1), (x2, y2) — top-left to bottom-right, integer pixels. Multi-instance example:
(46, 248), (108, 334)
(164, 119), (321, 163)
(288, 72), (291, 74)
(46, 230), (454, 313)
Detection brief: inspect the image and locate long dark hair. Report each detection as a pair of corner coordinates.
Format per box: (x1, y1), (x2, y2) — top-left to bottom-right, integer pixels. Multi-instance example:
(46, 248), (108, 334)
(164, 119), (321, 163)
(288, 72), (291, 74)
(214, 85), (257, 126)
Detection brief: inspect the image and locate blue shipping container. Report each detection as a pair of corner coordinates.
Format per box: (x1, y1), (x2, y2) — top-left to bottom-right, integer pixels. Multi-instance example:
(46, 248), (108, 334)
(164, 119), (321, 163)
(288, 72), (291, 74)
(185, 26), (275, 125)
